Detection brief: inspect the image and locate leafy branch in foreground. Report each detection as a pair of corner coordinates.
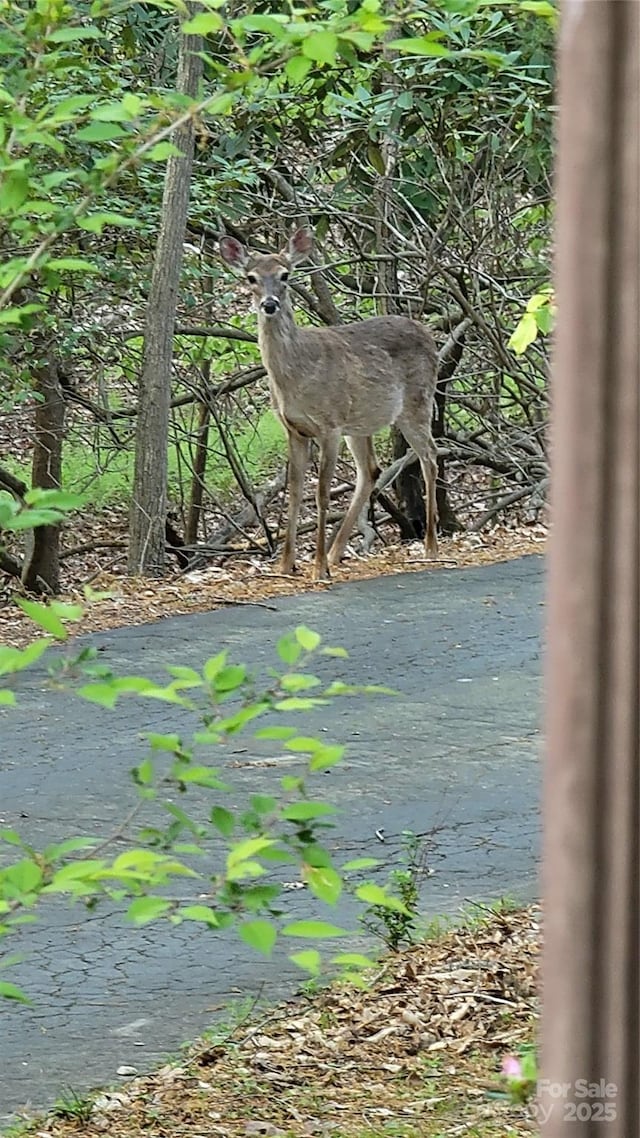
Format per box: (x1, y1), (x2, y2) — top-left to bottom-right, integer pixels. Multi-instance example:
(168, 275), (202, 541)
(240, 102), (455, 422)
(1, 606), (403, 1004)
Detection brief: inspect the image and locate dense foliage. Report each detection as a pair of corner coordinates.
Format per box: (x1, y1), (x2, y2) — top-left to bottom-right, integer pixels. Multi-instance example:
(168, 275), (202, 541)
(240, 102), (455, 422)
(0, 0), (555, 590)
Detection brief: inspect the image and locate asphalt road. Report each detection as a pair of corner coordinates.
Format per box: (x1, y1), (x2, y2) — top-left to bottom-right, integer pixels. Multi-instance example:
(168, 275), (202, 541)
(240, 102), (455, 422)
(0, 555), (544, 1122)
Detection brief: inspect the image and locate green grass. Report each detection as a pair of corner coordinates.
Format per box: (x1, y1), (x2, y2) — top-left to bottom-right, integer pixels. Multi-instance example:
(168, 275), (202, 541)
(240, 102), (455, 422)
(4, 409), (287, 512)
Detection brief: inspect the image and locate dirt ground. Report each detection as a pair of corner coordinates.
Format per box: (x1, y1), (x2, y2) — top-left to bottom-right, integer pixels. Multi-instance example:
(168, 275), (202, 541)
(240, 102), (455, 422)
(18, 905), (540, 1138)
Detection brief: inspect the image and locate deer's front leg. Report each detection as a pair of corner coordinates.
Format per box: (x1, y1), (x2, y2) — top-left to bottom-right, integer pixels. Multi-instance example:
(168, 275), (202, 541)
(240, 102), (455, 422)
(314, 434), (340, 581)
(280, 431), (309, 575)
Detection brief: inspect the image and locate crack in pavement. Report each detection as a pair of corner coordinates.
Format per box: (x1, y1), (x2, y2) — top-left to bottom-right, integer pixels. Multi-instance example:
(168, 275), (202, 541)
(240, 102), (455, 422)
(0, 555), (543, 1120)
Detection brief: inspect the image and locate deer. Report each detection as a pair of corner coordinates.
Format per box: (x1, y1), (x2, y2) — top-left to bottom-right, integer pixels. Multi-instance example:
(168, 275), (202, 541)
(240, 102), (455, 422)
(219, 228), (439, 582)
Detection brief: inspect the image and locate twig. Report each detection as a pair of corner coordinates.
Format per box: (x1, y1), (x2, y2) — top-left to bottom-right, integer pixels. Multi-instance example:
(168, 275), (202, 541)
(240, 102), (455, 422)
(60, 540), (125, 560)
(201, 596), (279, 611)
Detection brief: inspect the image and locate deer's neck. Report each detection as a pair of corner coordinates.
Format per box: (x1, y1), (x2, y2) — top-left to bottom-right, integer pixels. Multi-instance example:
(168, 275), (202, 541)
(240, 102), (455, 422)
(257, 300), (301, 382)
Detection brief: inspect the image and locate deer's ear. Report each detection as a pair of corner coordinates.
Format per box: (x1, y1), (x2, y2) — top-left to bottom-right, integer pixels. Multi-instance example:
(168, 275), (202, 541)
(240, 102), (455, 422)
(220, 236), (248, 270)
(287, 228), (313, 266)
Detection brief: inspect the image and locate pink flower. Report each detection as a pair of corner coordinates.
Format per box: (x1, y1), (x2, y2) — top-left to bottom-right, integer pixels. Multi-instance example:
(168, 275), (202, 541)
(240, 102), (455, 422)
(502, 1055), (523, 1079)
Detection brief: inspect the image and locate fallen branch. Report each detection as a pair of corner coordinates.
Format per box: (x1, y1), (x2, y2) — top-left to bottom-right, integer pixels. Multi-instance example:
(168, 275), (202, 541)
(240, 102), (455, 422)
(469, 477), (549, 531)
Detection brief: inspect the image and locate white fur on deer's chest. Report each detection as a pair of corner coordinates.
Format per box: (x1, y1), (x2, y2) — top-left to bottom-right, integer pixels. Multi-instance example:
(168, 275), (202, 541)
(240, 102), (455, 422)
(268, 377), (324, 437)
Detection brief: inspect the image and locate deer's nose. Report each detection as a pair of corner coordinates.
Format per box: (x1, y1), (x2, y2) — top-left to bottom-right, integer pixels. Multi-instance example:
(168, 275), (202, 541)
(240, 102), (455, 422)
(260, 296), (280, 316)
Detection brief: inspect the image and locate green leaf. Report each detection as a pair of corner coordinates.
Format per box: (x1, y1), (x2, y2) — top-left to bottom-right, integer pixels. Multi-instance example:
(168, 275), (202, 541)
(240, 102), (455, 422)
(180, 904), (220, 926)
(48, 94), (96, 121)
(213, 664), (246, 693)
(227, 836), (273, 872)
(321, 646), (348, 658)
(16, 600), (67, 640)
(0, 640), (50, 676)
(302, 31), (338, 65)
(0, 981), (30, 1004)
(5, 860), (42, 894)
(308, 744), (345, 771)
(508, 311), (538, 355)
(285, 54), (313, 84)
(166, 665), (202, 686)
(0, 829), (25, 846)
(0, 691), (16, 706)
(254, 725), (297, 741)
(535, 306), (553, 334)
(280, 673), (321, 693)
(0, 171), (29, 212)
(181, 11), (223, 34)
(210, 806), (235, 836)
(46, 258), (99, 274)
(274, 697), (328, 711)
(295, 626), (321, 651)
(203, 651), (226, 682)
(0, 304), (44, 326)
(47, 25), (102, 42)
(282, 802), (335, 823)
(146, 142), (184, 162)
(237, 14), (286, 35)
(339, 30), (375, 50)
(289, 949), (321, 975)
(179, 765), (228, 789)
(356, 884), (409, 913)
(331, 952), (374, 968)
(134, 758), (154, 785)
(520, 0), (558, 19)
(217, 702), (268, 734)
(91, 101), (140, 123)
(77, 682), (119, 708)
(388, 37), (451, 57)
(76, 122), (128, 142)
(283, 735), (322, 753)
(305, 865), (342, 905)
(47, 860), (106, 890)
(49, 601), (83, 621)
(282, 920), (346, 938)
(205, 91), (236, 116)
(276, 632), (302, 665)
(250, 795), (277, 815)
(78, 212), (139, 233)
(238, 919), (277, 955)
(144, 733), (181, 753)
(44, 837), (97, 859)
(526, 289), (553, 312)
(24, 489), (85, 510)
(367, 143), (385, 175)
(126, 897), (172, 924)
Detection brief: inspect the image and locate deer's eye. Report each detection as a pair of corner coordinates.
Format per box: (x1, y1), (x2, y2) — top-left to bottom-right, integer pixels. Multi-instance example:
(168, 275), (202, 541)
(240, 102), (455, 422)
(279, 271), (289, 282)
(246, 273), (258, 284)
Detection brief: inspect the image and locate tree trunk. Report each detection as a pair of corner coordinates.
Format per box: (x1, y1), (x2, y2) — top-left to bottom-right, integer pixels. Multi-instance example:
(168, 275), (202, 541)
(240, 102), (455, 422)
(185, 363), (211, 545)
(542, 3), (639, 1134)
(22, 355), (65, 593)
(128, 15), (203, 576)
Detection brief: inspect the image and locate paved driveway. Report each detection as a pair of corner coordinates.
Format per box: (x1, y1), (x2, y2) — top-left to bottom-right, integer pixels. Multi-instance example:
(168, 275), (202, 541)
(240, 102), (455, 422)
(0, 555), (543, 1121)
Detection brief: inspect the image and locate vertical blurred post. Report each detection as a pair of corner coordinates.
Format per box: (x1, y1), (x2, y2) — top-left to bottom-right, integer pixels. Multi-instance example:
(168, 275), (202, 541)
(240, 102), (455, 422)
(542, 1), (639, 1135)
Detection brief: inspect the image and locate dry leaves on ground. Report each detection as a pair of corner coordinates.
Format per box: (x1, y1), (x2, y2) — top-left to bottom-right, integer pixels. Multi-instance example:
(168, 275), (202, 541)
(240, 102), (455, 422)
(32, 906), (540, 1138)
(0, 526), (546, 650)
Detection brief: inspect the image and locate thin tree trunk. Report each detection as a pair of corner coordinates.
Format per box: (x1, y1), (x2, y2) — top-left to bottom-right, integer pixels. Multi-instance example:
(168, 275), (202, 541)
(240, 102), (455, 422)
(185, 364), (211, 545)
(128, 14), (203, 576)
(22, 355), (65, 593)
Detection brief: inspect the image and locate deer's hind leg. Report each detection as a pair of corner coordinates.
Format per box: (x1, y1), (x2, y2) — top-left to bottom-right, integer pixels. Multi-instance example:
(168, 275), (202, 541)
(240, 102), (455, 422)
(328, 435), (380, 568)
(396, 418), (439, 558)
